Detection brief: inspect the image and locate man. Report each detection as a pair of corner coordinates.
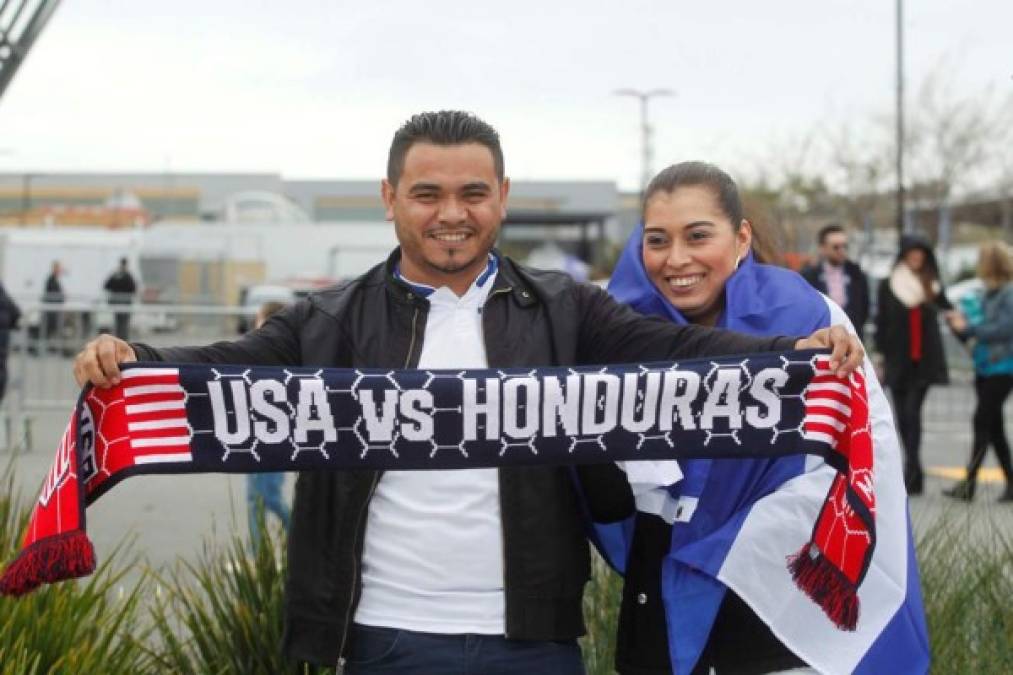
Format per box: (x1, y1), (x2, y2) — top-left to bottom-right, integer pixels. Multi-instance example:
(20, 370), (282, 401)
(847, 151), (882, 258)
(74, 111), (862, 674)
(42, 260), (64, 343)
(103, 257), (138, 340)
(0, 280), (20, 405)
(801, 223), (871, 339)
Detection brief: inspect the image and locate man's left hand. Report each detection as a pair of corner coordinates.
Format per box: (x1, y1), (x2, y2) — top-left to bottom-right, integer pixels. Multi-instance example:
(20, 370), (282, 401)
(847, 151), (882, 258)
(794, 325), (865, 377)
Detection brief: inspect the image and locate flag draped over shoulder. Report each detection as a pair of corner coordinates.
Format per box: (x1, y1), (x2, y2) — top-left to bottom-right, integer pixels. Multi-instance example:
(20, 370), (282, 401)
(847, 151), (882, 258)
(604, 225), (930, 675)
(3, 352), (873, 627)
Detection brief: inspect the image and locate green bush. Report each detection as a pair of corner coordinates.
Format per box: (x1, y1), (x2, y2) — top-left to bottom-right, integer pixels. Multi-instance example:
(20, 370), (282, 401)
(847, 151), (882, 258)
(5, 453), (1013, 674)
(917, 506), (1013, 674)
(581, 552), (622, 675)
(145, 514), (332, 675)
(0, 464), (151, 675)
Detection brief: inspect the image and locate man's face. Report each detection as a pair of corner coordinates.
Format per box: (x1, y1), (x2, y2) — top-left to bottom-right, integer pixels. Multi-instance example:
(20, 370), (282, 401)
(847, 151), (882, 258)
(382, 142), (509, 292)
(820, 232), (849, 266)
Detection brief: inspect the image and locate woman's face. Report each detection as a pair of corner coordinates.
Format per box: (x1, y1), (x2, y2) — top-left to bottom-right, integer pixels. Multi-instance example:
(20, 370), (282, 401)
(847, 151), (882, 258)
(903, 248), (926, 272)
(642, 185), (751, 326)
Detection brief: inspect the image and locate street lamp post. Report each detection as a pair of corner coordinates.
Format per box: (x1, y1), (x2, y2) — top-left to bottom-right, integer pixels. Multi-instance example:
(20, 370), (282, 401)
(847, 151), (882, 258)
(614, 88), (674, 194)
(895, 0), (906, 236)
(21, 172), (33, 226)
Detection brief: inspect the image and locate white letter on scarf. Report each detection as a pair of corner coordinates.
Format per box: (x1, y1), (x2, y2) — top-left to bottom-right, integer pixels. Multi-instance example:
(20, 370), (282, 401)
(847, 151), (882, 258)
(745, 368), (787, 428)
(464, 378), (500, 441)
(620, 372), (660, 433)
(582, 373), (620, 435)
(294, 378), (337, 442)
(542, 374), (581, 437)
(399, 390), (434, 441)
(359, 389), (399, 442)
(503, 377), (540, 438)
(209, 380), (251, 445)
(658, 371), (700, 431)
(251, 379), (290, 443)
(700, 369), (743, 429)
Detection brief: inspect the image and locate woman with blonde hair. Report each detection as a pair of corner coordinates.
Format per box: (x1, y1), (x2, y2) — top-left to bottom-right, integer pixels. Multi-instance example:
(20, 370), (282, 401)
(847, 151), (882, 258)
(944, 241), (1013, 502)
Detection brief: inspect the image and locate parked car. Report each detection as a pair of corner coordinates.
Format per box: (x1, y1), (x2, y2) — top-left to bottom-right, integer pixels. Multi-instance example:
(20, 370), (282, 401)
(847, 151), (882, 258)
(945, 277), (984, 306)
(236, 277), (340, 333)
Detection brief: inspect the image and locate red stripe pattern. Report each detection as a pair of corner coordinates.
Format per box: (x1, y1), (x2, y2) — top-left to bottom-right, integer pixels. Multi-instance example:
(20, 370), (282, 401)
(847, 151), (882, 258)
(120, 368), (193, 464)
(789, 357), (875, 630)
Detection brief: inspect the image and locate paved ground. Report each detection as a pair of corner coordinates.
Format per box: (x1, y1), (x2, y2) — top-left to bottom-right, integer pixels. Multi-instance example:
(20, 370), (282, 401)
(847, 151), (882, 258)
(2, 361), (1011, 588)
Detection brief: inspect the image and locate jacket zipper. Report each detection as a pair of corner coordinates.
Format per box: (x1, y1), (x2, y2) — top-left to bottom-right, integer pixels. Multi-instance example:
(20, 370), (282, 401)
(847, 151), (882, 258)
(336, 305), (422, 671)
(483, 286), (513, 638)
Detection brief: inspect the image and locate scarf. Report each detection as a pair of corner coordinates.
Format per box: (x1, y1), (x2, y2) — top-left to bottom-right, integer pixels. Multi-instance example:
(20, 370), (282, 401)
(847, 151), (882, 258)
(888, 263), (930, 308)
(1, 354), (873, 632)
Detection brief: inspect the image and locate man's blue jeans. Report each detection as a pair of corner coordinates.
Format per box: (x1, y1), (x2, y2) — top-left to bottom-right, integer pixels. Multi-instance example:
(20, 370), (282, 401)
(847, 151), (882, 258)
(344, 623), (586, 675)
(246, 472), (290, 551)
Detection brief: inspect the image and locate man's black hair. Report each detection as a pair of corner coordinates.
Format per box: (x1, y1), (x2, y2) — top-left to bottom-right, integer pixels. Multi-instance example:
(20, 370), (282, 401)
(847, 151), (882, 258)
(387, 110), (504, 186)
(817, 223), (846, 245)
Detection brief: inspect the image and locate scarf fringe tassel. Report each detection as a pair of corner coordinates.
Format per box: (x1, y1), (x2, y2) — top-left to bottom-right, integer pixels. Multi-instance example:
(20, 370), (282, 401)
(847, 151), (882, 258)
(0, 530), (95, 597)
(787, 542), (859, 631)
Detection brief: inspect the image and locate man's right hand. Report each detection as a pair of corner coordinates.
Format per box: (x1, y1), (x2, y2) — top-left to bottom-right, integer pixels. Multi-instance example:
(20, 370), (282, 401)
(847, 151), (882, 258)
(73, 334), (137, 388)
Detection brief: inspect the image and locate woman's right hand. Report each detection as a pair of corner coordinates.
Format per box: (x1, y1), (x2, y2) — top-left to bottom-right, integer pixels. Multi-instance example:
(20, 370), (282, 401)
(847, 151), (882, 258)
(73, 334), (137, 388)
(944, 310), (967, 333)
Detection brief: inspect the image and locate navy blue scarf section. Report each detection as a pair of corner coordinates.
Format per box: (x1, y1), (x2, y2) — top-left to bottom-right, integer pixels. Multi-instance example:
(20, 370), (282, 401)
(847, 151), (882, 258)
(89, 353), (831, 499)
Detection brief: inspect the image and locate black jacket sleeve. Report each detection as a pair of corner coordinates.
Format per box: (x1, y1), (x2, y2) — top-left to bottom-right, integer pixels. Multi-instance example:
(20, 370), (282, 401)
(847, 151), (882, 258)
(874, 280), (890, 355)
(0, 287), (20, 329)
(572, 283), (798, 365)
(849, 262), (871, 330)
(131, 300), (309, 366)
(574, 463), (635, 523)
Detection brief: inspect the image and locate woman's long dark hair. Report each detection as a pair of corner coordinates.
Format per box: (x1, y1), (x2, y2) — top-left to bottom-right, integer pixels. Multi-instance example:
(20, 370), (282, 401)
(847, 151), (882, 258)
(896, 234), (942, 299)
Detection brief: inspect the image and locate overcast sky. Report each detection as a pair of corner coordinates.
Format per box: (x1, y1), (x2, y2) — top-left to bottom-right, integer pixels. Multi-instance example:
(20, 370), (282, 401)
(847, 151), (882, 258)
(0, 0), (1009, 190)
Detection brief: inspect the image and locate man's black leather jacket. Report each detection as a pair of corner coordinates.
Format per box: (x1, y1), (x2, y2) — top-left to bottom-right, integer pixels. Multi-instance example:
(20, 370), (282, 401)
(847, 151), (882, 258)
(132, 249), (795, 667)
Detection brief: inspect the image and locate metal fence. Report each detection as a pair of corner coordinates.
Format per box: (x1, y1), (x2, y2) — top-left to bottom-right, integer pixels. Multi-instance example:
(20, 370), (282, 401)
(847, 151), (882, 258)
(0, 301), (250, 451)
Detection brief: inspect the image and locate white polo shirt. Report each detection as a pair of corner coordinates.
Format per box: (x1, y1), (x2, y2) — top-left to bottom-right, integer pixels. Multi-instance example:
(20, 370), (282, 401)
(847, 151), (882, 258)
(354, 257), (505, 634)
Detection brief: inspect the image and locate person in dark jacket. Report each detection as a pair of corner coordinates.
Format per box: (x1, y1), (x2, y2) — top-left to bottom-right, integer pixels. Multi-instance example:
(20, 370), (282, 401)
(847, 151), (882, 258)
(875, 235), (952, 495)
(71, 111), (863, 674)
(103, 257), (137, 340)
(0, 281), (21, 405)
(943, 241), (1013, 502)
(800, 223), (871, 339)
(42, 260), (64, 341)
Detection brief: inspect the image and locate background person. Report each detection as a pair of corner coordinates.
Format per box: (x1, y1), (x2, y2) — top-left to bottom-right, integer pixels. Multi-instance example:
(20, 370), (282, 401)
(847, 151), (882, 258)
(943, 241), (1013, 502)
(800, 223), (871, 339)
(0, 281), (21, 406)
(71, 111), (863, 674)
(103, 257), (137, 340)
(246, 301), (293, 550)
(601, 161), (921, 675)
(874, 234), (951, 496)
(42, 260), (64, 342)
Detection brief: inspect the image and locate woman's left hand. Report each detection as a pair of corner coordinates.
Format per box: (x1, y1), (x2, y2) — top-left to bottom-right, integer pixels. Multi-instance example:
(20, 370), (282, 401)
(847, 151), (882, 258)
(794, 325), (865, 377)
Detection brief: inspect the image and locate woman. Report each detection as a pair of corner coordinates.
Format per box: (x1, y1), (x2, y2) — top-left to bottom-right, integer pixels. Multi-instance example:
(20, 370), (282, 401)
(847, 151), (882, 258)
(600, 161), (923, 674)
(874, 236), (951, 495)
(943, 242), (1013, 502)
